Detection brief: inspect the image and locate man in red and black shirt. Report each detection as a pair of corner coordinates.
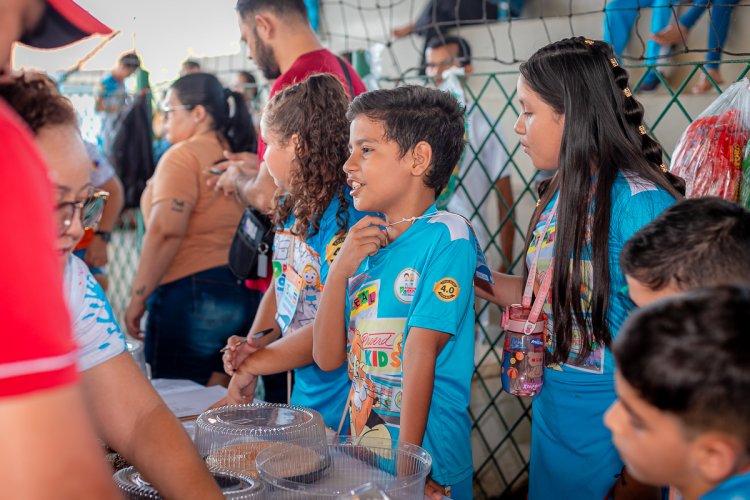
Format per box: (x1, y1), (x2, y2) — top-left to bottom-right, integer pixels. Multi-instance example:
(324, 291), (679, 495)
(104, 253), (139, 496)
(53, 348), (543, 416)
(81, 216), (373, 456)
(215, 0), (366, 213)
(214, 0), (367, 403)
(0, 0), (119, 497)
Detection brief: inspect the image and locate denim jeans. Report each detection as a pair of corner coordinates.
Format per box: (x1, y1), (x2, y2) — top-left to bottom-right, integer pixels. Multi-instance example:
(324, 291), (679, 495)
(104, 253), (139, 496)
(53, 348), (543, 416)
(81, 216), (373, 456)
(145, 265), (261, 384)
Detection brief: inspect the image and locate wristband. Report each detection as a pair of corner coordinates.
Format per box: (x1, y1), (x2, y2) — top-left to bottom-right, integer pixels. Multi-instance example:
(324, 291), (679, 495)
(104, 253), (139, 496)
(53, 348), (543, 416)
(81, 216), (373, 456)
(94, 230), (112, 243)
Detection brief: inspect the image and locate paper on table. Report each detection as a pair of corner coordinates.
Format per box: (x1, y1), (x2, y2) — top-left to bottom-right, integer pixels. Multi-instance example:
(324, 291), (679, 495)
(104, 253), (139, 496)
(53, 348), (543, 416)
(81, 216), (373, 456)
(152, 378), (227, 419)
(151, 378), (204, 395)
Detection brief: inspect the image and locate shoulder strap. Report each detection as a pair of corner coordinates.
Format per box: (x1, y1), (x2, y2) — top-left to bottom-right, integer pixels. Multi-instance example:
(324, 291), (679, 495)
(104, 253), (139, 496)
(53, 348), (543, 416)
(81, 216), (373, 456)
(336, 56), (355, 101)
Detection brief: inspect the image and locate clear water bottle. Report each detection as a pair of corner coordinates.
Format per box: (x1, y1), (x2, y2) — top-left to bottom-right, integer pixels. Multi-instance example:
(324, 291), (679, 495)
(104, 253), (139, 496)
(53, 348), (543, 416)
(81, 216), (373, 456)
(501, 304), (546, 396)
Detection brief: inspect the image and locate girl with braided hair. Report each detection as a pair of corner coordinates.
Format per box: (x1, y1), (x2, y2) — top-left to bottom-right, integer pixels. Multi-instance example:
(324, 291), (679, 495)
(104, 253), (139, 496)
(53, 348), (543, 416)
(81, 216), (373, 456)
(477, 37), (684, 498)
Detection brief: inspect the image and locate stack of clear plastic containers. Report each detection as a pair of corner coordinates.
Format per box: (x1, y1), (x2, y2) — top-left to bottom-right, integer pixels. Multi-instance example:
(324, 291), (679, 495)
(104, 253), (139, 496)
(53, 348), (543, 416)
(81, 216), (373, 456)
(255, 438), (432, 499)
(113, 466), (265, 498)
(194, 403), (327, 478)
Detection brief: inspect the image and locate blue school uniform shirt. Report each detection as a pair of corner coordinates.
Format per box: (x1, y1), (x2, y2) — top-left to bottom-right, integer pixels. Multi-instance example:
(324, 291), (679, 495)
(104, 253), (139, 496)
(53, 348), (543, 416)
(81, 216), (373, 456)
(272, 190), (367, 429)
(701, 470), (750, 499)
(344, 205), (489, 487)
(527, 172), (676, 499)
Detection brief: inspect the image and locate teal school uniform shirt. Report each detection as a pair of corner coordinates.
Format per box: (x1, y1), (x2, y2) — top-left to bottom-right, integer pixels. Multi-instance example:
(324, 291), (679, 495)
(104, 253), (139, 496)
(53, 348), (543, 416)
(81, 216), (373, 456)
(527, 172), (676, 499)
(272, 190), (368, 429)
(344, 205), (491, 487)
(701, 470), (750, 499)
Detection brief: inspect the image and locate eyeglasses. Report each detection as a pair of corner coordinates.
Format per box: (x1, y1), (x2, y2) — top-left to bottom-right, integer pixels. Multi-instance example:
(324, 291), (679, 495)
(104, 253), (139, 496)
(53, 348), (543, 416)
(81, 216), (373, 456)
(56, 190), (109, 236)
(161, 103), (194, 116)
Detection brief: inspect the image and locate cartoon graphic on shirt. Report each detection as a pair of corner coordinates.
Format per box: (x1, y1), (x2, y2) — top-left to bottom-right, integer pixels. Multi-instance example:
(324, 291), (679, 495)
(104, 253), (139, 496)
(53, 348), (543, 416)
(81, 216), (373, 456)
(273, 231), (325, 334)
(349, 327), (389, 441)
(347, 311), (407, 443)
(301, 263), (321, 317)
(394, 268), (419, 304)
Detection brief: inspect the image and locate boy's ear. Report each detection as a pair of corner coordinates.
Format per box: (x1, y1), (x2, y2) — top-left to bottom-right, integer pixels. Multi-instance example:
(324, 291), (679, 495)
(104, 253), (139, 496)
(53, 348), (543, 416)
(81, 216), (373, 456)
(410, 141), (433, 177)
(693, 432), (743, 484)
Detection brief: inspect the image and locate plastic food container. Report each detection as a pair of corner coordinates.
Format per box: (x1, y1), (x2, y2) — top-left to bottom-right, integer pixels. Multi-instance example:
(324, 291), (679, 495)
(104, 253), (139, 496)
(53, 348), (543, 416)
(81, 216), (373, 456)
(113, 466), (265, 499)
(255, 438), (432, 499)
(194, 403), (326, 477)
(126, 338), (150, 379)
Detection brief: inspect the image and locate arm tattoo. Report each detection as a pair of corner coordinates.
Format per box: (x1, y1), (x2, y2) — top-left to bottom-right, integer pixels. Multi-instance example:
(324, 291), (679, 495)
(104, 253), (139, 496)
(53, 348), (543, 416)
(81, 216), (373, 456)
(170, 199), (186, 213)
(135, 286), (146, 297)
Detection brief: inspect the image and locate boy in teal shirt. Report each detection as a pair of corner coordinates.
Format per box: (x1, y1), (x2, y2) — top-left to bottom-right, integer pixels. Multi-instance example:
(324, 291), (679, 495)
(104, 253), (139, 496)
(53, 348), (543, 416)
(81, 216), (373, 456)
(314, 86), (491, 499)
(606, 286), (750, 500)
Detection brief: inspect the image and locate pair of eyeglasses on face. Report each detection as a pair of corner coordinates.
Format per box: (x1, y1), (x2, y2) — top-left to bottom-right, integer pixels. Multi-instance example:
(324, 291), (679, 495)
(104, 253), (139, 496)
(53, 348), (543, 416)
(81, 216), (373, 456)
(161, 103), (194, 116)
(56, 190), (109, 236)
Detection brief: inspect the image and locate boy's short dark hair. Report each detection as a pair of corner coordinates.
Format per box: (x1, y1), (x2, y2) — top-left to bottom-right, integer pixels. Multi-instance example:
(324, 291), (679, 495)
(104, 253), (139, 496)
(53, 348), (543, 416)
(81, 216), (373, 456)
(346, 86), (465, 196)
(235, 0), (308, 21)
(621, 197), (750, 290)
(426, 35), (473, 66)
(614, 285), (750, 452)
(182, 59), (201, 71)
(119, 52), (140, 68)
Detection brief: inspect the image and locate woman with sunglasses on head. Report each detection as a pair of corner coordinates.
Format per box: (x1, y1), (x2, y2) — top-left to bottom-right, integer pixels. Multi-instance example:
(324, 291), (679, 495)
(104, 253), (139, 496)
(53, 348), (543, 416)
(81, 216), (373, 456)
(0, 74), (222, 499)
(125, 73), (259, 386)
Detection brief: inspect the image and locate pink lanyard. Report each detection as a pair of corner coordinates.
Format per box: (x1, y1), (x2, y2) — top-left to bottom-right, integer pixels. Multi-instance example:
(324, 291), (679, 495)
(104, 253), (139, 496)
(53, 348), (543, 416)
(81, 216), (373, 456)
(521, 195), (559, 334)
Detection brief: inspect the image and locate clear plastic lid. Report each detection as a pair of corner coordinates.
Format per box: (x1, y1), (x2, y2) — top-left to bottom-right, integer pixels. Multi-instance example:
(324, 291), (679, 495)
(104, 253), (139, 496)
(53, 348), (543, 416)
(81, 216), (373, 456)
(113, 466), (265, 499)
(126, 338), (149, 378)
(195, 403), (326, 477)
(255, 438), (432, 499)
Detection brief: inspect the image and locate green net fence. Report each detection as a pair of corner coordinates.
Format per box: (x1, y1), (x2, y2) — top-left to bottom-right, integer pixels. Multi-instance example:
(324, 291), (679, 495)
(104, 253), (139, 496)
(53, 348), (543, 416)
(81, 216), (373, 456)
(63, 59), (748, 498)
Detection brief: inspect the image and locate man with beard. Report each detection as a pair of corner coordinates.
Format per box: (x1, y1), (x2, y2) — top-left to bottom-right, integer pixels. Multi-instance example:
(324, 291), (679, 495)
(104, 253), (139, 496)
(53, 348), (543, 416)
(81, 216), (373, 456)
(213, 0), (367, 404)
(214, 0), (366, 214)
(0, 0), (120, 497)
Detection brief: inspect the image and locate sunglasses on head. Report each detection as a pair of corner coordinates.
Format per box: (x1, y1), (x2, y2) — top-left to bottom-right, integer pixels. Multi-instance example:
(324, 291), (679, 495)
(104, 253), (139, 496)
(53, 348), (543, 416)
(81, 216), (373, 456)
(56, 190), (109, 236)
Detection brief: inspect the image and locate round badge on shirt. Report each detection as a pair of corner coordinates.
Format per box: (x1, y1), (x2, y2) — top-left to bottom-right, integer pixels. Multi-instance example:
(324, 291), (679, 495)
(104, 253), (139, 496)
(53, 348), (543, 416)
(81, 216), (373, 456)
(394, 268), (419, 303)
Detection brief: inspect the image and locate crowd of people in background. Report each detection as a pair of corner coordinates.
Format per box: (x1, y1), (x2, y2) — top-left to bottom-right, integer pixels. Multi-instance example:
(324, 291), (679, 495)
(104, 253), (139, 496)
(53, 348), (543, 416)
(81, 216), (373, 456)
(2, 0), (749, 499)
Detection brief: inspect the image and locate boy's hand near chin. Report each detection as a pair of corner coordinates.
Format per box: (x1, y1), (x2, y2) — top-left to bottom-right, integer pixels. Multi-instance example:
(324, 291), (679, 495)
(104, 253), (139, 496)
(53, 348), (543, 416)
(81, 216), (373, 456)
(329, 215), (388, 279)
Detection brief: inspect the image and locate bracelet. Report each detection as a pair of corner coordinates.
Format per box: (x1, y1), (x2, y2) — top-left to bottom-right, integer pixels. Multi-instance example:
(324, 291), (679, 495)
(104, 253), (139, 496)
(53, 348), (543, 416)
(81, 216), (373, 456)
(94, 230), (112, 243)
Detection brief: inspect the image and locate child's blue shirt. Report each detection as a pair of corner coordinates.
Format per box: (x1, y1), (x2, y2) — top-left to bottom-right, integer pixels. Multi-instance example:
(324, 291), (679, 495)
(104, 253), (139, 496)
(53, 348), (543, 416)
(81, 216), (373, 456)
(344, 204), (488, 486)
(272, 191), (367, 429)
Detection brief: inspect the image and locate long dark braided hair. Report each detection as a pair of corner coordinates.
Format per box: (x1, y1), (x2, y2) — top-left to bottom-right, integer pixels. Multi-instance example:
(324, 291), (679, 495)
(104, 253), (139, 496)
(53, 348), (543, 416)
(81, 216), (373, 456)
(520, 37), (684, 365)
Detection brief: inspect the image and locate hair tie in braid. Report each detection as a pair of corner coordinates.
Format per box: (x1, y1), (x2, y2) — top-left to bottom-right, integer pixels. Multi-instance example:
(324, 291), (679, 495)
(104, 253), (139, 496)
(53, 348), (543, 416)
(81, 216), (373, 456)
(623, 87), (632, 98)
(584, 39), (595, 46)
(610, 58), (619, 68)
(638, 125), (647, 135)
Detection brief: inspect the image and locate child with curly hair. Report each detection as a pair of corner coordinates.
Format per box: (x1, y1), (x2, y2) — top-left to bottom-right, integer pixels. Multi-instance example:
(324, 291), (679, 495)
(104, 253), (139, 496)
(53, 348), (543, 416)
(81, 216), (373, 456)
(221, 73), (369, 430)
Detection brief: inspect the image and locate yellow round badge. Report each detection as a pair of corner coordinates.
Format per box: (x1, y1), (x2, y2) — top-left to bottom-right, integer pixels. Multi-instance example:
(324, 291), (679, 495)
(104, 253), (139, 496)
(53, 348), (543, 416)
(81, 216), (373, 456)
(433, 278), (460, 302)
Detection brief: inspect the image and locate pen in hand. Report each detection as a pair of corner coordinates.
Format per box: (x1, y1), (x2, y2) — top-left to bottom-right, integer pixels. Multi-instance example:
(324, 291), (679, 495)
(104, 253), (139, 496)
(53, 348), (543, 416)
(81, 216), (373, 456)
(219, 327), (274, 352)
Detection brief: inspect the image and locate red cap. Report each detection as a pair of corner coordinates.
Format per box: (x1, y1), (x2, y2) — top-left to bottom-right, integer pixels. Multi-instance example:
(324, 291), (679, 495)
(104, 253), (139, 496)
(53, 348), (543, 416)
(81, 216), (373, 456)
(19, 0), (113, 49)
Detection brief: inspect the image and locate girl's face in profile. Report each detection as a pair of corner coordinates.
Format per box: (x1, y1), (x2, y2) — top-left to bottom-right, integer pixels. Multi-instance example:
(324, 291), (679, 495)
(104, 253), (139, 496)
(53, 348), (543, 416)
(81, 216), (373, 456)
(260, 118), (298, 190)
(514, 75), (564, 171)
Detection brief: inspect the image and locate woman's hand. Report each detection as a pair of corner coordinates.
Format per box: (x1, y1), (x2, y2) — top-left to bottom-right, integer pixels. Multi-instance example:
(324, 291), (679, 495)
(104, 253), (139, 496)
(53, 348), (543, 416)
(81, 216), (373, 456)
(208, 151), (259, 196)
(226, 368), (259, 404)
(125, 297), (146, 339)
(83, 237), (109, 268)
(222, 335), (263, 376)
(329, 215), (388, 279)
